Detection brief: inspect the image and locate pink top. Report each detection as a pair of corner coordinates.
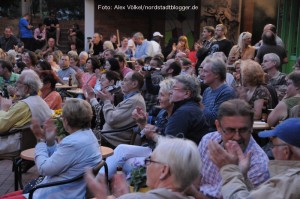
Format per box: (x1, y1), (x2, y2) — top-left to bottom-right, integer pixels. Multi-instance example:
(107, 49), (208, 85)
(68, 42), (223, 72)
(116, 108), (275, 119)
(34, 27), (46, 40)
(81, 73), (97, 88)
(122, 66), (133, 77)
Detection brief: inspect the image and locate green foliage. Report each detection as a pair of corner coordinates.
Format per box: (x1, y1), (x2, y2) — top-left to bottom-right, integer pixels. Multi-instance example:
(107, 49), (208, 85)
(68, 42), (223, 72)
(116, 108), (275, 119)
(129, 166), (147, 192)
(53, 117), (68, 139)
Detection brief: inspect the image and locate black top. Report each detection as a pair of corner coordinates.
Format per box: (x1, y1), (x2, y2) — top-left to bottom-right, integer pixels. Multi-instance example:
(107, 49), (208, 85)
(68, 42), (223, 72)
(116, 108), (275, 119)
(0, 35), (19, 52)
(209, 39), (233, 57)
(43, 17), (59, 32)
(89, 41), (104, 55)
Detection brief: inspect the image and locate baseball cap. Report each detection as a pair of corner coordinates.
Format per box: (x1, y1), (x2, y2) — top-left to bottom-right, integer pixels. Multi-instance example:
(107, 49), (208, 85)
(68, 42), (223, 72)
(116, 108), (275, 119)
(153, 32), (163, 38)
(258, 118), (300, 148)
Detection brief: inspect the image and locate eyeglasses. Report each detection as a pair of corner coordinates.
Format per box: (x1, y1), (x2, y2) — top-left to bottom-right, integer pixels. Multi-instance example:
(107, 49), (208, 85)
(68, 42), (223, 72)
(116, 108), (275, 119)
(269, 142), (287, 149)
(144, 156), (165, 166)
(220, 124), (252, 135)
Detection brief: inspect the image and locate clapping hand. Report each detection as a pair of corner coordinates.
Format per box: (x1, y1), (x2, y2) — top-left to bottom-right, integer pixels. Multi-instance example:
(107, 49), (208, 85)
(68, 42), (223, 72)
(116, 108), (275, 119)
(208, 140), (251, 176)
(83, 85), (95, 101)
(132, 106), (147, 128)
(144, 124), (158, 141)
(96, 89), (112, 102)
(0, 96), (12, 111)
(84, 169), (108, 199)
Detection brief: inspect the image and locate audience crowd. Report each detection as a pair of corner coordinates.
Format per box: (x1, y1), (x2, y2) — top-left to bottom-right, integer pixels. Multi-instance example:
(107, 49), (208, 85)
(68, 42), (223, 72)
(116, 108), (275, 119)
(0, 13), (300, 198)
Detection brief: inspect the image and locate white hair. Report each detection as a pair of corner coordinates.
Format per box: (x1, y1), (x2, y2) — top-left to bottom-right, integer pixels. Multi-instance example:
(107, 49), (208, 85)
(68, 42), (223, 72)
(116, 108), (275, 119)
(20, 69), (42, 93)
(154, 137), (201, 191)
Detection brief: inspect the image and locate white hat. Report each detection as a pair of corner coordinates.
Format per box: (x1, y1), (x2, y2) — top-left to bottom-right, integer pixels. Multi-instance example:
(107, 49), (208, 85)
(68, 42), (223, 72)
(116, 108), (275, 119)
(153, 32), (163, 38)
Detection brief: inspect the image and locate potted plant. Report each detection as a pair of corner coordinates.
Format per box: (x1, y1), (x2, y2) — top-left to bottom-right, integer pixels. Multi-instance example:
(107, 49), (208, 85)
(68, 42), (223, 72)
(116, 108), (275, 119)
(128, 165), (149, 192)
(51, 109), (69, 140)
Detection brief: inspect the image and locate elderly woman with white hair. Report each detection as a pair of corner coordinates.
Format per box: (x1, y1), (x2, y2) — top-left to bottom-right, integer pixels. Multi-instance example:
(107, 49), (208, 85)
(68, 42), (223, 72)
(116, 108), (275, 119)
(85, 136), (201, 199)
(227, 31), (256, 65)
(96, 78), (176, 179)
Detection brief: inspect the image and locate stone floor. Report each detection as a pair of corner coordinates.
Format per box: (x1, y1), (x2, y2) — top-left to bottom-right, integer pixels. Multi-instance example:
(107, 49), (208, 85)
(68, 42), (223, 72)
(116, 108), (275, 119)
(0, 160), (39, 196)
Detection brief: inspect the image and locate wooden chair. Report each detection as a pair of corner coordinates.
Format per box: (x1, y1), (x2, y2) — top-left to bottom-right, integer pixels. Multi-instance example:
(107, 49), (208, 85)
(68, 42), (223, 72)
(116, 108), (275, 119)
(28, 159), (108, 199)
(0, 123), (37, 190)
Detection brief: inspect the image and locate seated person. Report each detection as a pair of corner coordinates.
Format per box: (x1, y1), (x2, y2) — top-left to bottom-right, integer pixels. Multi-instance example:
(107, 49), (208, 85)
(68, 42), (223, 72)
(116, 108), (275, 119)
(200, 57), (235, 131)
(238, 60), (272, 120)
(147, 74), (209, 145)
(99, 71), (146, 148)
(85, 136), (201, 199)
(67, 23), (84, 51)
(0, 70), (52, 154)
(84, 71), (123, 139)
(57, 54), (77, 85)
(39, 70), (62, 110)
(0, 60), (19, 98)
(262, 53), (287, 101)
(192, 99), (270, 199)
(77, 57), (99, 88)
(267, 71), (300, 127)
(1, 99), (101, 198)
(44, 11), (60, 46)
(33, 23), (46, 50)
(209, 118), (300, 198)
(98, 78), (175, 179)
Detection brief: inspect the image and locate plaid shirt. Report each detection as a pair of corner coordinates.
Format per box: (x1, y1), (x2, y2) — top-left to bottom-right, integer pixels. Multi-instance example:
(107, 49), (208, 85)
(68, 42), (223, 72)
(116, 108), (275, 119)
(199, 131), (270, 199)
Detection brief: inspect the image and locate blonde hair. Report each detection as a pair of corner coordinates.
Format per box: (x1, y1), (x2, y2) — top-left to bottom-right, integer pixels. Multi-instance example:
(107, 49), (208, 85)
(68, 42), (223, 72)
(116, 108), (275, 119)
(241, 60), (265, 86)
(103, 41), (114, 50)
(237, 32), (252, 53)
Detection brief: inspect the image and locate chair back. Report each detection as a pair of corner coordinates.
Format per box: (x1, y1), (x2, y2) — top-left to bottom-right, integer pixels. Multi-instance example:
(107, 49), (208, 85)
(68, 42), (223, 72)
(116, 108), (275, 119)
(0, 123), (36, 160)
(28, 160), (108, 199)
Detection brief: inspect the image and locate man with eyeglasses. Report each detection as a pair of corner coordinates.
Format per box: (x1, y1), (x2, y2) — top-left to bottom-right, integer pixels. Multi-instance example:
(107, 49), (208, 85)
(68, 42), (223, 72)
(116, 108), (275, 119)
(208, 118), (300, 199)
(191, 99), (269, 199)
(0, 69), (52, 154)
(100, 71), (146, 148)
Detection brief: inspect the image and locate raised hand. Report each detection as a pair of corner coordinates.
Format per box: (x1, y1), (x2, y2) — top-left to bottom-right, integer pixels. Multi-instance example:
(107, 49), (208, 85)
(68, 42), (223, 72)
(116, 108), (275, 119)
(144, 124), (158, 141)
(84, 168), (108, 199)
(96, 89), (112, 101)
(226, 141), (251, 176)
(208, 140), (238, 169)
(132, 106), (147, 127)
(0, 96), (12, 111)
(30, 118), (45, 140)
(83, 85), (95, 101)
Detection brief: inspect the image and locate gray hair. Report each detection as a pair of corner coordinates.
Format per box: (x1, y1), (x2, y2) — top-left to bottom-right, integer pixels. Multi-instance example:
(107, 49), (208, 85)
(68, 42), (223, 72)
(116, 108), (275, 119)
(159, 78), (176, 94)
(203, 57), (227, 82)
(217, 99), (254, 124)
(79, 51), (88, 58)
(62, 99), (93, 129)
(133, 32), (144, 39)
(154, 136), (201, 191)
(173, 75), (201, 102)
(263, 53), (281, 68)
(103, 41), (114, 50)
(20, 69), (42, 93)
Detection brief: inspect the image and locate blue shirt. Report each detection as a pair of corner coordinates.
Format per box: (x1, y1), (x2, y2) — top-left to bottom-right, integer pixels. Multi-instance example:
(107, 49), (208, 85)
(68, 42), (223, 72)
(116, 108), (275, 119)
(19, 18), (33, 38)
(134, 40), (153, 59)
(29, 129), (101, 199)
(202, 84), (235, 131)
